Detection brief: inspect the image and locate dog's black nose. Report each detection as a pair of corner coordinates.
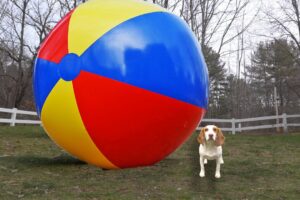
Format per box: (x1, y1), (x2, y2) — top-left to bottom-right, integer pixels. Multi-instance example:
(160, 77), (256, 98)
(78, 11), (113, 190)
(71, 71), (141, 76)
(209, 134), (214, 138)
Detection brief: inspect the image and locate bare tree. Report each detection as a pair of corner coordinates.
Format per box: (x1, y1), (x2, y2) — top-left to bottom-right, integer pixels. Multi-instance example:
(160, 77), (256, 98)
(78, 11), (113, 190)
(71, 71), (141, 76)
(25, 0), (58, 78)
(152, 0), (169, 8)
(179, 0), (255, 54)
(26, 0), (57, 54)
(58, 0), (86, 17)
(264, 0), (300, 98)
(0, 0), (31, 108)
(265, 0), (300, 51)
(0, 0), (58, 108)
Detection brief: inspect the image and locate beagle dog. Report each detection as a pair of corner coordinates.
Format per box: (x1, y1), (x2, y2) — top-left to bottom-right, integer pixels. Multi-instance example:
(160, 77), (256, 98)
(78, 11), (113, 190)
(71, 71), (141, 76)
(197, 125), (225, 178)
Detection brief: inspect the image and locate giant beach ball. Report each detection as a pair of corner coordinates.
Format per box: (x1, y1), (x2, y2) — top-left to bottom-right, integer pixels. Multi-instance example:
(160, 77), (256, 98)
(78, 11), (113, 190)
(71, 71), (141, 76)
(33, 0), (209, 169)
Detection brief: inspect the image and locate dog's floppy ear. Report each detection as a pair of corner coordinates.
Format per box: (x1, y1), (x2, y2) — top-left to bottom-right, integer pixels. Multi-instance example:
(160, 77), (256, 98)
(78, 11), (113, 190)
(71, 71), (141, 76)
(215, 127), (225, 146)
(197, 128), (205, 144)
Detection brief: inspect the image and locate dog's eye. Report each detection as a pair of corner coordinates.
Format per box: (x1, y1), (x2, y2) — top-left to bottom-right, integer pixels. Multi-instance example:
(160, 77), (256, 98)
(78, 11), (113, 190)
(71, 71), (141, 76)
(204, 128), (208, 132)
(213, 128), (217, 132)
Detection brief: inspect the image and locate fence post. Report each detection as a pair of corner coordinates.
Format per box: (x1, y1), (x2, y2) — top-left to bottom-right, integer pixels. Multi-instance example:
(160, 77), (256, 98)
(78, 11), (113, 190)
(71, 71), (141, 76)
(282, 113), (288, 133)
(238, 123), (242, 133)
(232, 118), (236, 135)
(10, 108), (17, 127)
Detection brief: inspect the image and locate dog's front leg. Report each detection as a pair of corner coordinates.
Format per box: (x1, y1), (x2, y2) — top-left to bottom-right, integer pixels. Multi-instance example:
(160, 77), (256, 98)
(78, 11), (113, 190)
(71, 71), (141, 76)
(199, 156), (205, 177)
(215, 157), (221, 178)
(220, 156), (224, 164)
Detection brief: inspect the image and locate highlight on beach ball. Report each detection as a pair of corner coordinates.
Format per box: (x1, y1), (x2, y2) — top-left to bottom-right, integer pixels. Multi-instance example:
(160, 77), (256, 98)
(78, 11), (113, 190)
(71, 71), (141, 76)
(33, 0), (209, 169)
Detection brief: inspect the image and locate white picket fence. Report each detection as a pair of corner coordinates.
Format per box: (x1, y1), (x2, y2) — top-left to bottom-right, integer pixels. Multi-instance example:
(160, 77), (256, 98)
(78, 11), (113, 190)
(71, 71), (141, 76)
(199, 113), (300, 134)
(0, 107), (300, 134)
(0, 107), (41, 126)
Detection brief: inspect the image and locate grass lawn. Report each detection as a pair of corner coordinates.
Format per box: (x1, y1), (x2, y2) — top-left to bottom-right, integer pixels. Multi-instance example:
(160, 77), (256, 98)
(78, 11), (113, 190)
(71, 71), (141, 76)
(0, 126), (299, 200)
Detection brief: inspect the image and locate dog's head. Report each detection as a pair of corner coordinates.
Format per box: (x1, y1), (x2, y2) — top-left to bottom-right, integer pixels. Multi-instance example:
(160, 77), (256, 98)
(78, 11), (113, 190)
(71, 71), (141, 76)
(197, 125), (225, 146)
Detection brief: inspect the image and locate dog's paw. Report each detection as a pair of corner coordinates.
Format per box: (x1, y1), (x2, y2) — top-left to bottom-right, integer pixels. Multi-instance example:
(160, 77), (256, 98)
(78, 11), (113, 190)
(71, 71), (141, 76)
(199, 171), (205, 177)
(204, 159), (208, 164)
(215, 173), (221, 179)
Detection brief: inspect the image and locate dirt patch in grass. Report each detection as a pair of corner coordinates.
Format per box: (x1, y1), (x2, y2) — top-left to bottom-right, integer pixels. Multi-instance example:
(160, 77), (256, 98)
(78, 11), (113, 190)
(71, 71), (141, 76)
(0, 126), (299, 199)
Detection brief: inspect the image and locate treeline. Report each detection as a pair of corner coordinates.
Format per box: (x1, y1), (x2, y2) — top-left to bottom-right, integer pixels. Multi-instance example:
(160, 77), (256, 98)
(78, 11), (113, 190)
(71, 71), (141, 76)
(206, 39), (300, 118)
(0, 0), (299, 118)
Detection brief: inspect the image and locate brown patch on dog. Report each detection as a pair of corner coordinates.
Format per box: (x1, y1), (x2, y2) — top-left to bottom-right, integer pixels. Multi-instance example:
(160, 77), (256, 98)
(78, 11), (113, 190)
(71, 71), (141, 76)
(197, 128), (206, 144)
(215, 128), (225, 146)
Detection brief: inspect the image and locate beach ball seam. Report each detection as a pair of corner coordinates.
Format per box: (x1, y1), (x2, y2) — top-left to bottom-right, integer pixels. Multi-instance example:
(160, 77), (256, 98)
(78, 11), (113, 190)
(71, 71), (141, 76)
(41, 79), (119, 169)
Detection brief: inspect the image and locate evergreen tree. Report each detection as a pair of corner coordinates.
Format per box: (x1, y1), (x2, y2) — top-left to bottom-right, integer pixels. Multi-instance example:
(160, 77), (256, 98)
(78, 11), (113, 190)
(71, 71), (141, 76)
(202, 45), (227, 118)
(247, 39), (300, 114)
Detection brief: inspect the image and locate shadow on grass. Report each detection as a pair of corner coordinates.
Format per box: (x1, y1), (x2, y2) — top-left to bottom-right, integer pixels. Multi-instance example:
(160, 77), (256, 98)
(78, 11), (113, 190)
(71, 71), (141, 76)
(1, 154), (86, 167)
(0, 154), (183, 172)
(156, 157), (182, 167)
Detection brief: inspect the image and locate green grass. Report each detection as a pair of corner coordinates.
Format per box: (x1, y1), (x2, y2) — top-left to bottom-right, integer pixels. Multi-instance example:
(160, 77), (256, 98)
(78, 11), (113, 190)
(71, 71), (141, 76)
(0, 126), (299, 200)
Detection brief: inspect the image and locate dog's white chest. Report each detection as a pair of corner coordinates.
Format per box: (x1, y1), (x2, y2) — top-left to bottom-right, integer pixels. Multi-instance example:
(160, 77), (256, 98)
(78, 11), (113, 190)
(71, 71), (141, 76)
(199, 144), (222, 160)
(203, 150), (218, 160)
